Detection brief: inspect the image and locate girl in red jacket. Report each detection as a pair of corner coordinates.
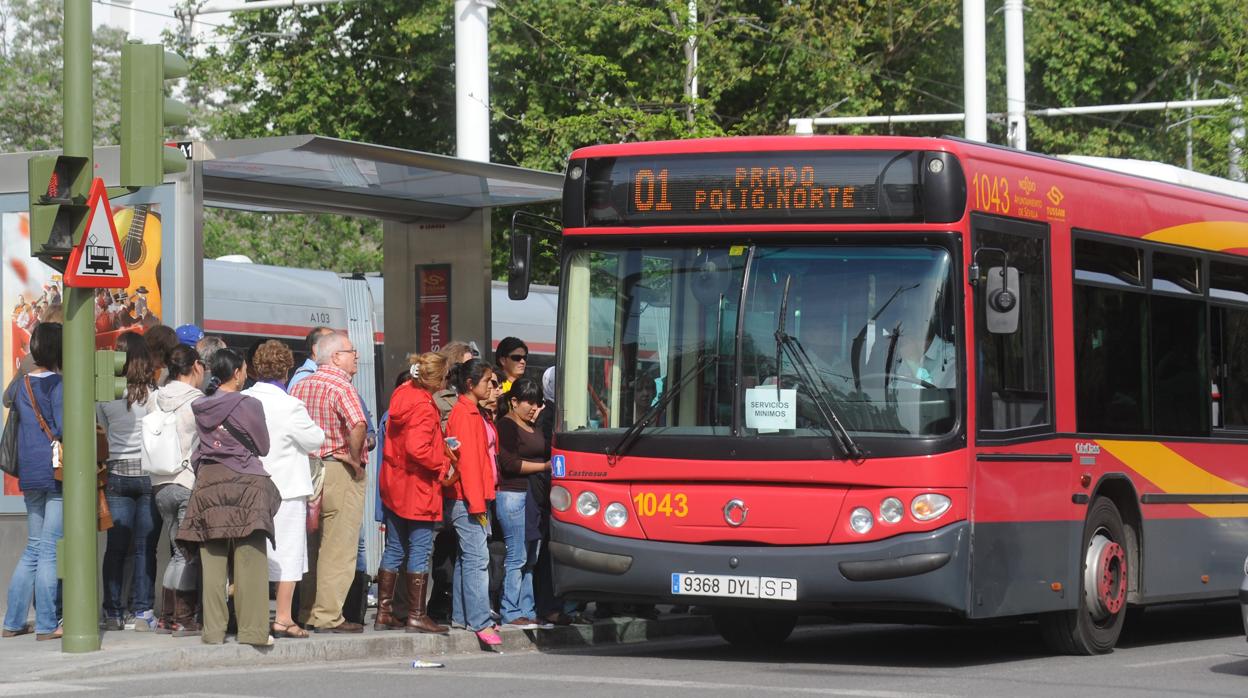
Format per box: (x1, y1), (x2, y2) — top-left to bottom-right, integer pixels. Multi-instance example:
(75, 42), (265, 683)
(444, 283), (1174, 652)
(443, 358), (501, 646)
(377, 352), (452, 634)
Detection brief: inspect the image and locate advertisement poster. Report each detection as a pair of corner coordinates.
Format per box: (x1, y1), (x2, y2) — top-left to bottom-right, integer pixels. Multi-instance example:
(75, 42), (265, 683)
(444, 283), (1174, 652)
(416, 264), (450, 353)
(2, 203), (163, 495)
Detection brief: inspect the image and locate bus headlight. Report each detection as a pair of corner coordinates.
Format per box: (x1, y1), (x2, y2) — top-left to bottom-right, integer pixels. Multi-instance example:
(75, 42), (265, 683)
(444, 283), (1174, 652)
(603, 502), (629, 528)
(911, 493), (952, 521)
(849, 507), (874, 534)
(576, 491), (600, 517)
(880, 497), (904, 524)
(550, 485), (571, 512)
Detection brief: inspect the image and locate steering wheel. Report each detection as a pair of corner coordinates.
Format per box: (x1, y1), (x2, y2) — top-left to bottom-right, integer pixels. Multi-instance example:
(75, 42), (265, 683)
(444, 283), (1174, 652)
(855, 372), (938, 390)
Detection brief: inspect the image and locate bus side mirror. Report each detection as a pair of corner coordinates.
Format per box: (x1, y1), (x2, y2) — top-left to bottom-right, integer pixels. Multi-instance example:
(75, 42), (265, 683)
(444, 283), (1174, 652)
(508, 230), (533, 301)
(984, 265), (1020, 334)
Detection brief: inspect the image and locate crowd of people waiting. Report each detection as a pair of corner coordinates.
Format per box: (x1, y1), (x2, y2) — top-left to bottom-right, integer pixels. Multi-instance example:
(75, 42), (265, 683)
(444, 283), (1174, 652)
(2, 321), (570, 649)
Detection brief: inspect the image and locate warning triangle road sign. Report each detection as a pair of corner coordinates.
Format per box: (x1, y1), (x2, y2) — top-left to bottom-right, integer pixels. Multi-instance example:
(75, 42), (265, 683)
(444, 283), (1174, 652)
(63, 178), (130, 289)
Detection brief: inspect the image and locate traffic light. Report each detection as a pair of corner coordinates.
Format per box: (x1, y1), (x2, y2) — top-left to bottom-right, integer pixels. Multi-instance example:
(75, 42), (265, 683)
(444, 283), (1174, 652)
(27, 154), (90, 271)
(120, 41), (189, 187)
(94, 350), (126, 402)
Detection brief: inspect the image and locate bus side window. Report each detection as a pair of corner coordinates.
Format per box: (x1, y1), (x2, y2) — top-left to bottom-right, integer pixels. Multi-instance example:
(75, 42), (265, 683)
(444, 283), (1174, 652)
(972, 213), (1053, 436)
(1210, 260), (1248, 430)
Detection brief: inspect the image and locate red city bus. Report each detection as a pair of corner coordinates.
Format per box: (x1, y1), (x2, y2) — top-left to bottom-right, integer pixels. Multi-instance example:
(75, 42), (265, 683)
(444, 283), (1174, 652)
(510, 135), (1248, 655)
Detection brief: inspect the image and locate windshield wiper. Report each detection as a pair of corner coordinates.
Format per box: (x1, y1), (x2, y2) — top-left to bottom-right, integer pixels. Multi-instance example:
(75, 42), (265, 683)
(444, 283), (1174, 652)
(850, 282), (919, 392)
(774, 275), (865, 463)
(606, 351), (716, 466)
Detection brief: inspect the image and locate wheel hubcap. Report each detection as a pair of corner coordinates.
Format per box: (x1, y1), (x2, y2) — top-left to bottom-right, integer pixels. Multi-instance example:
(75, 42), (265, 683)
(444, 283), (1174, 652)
(1084, 533), (1126, 621)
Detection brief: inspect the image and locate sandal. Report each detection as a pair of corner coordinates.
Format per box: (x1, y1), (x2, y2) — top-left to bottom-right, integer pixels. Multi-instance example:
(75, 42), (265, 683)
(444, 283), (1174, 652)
(475, 627), (503, 648)
(542, 612), (574, 627)
(271, 622), (309, 639)
(2, 624), (33, 638)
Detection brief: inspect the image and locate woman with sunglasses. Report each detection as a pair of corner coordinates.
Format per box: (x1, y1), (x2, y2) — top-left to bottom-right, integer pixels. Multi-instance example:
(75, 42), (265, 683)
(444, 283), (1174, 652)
(150, 344), (205, 636)
(494, 337), (529, 394)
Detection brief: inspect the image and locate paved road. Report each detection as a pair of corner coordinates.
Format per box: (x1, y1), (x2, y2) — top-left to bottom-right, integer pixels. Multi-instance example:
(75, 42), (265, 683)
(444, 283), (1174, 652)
(4, 603), (1245, 697)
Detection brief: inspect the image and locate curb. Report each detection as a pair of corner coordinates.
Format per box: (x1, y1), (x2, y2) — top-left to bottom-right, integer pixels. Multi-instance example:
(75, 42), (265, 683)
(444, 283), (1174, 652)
(9, 614), (716, 682)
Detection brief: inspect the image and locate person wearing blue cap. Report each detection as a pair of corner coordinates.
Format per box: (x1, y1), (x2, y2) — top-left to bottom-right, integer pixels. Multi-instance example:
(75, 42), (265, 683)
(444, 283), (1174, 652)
(175, 324), (204, 347)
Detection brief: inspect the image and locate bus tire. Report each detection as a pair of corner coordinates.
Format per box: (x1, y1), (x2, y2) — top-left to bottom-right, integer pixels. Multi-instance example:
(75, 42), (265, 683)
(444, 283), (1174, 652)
(712, 610), (797, 647)
(1040, 496), (1128, 655)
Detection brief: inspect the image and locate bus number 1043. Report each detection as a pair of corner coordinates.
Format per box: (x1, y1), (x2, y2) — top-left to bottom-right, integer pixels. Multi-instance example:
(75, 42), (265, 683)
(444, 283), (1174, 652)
(973, 172), (1010, 215)
(633, 491), (689, 518)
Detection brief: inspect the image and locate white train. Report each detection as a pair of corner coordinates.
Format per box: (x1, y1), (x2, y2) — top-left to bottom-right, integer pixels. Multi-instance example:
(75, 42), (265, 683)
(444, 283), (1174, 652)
(202, 257), (558, 420)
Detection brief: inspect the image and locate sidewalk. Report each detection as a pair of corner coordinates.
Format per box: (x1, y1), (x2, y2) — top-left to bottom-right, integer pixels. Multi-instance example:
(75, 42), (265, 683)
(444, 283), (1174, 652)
(0, 612), (715, 682)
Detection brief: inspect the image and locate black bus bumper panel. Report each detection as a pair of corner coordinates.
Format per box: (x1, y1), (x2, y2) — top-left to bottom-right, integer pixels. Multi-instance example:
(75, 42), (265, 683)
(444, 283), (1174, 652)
(551, 518), (970, 614)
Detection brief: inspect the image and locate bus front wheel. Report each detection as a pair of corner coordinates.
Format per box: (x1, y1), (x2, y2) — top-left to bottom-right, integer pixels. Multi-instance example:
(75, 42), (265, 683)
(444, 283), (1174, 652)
(712, 610), (797, 648)
(1040, 496), (1129, 655)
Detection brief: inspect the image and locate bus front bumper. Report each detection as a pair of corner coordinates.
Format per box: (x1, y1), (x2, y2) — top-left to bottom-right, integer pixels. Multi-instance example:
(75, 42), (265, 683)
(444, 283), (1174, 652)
(550, 518), (971, 614)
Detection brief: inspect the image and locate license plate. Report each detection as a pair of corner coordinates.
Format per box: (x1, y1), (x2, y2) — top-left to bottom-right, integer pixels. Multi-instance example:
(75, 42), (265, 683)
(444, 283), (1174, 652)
(671, 573), (798, 601)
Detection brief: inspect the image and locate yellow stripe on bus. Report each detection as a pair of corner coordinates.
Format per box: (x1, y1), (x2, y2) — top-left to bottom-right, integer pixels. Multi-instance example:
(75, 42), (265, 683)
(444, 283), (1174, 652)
(1142, 222), (1248, 252)
(1096, 440), (1248, 518)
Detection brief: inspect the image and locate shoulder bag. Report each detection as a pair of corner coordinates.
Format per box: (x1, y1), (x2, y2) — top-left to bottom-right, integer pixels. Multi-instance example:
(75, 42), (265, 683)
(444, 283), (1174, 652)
(220, 416), (260, 456)
(0, 409), (18, 476)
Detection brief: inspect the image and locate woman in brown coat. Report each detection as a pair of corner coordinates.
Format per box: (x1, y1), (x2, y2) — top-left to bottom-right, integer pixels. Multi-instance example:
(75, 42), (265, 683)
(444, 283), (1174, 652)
(176, 349), (280, 646)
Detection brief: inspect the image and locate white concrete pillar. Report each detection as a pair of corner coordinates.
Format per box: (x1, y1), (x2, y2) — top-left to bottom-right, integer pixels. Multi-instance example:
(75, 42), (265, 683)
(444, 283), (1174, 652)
(963, 0), (987, 142)
(455, 0), (491, 162)
(1004, 0), (1026, 150)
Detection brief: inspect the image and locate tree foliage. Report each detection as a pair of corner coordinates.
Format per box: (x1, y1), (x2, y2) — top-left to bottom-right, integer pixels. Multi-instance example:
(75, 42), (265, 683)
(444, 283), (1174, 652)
(0, 0), (127, 151)
(175, 0), (1248, 279)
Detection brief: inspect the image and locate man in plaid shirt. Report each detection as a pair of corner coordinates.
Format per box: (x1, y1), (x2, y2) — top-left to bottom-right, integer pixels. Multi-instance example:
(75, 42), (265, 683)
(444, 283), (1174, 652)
(291, 331), (368, 633)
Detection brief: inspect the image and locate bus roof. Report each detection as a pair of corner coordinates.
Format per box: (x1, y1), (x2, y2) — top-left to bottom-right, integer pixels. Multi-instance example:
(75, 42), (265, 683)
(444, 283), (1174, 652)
(1058, 155), (1248, 201)
(569, 135), (951, 159)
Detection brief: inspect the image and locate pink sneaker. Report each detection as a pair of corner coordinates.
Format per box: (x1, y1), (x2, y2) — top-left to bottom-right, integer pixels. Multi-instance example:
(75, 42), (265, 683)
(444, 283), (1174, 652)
(475, 627), (502, 647)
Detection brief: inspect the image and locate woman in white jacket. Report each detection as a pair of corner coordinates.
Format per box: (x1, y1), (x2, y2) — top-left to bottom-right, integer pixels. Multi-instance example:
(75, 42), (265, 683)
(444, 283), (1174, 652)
(242, 340), (324, 639)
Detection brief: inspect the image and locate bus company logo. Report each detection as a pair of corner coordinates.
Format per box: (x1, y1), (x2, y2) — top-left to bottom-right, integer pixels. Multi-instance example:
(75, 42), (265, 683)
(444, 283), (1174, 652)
(1074, 441), (1101, 455)
(1018, 176), (1037, 195)
(1045, 185), (1067, 220)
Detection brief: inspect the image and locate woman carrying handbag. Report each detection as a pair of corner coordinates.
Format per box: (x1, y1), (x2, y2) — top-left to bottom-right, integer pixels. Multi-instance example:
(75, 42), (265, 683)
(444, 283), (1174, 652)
(1, 323), (65, 641)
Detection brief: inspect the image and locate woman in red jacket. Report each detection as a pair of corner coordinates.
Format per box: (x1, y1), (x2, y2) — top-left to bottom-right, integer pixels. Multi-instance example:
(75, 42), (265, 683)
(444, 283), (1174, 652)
(443, 358), (501, 647)
(377, 352), (452, 634)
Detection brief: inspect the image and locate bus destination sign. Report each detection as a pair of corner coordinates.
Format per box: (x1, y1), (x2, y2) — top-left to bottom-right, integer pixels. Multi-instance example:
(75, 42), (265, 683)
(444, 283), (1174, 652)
(582, 150), (922, 226)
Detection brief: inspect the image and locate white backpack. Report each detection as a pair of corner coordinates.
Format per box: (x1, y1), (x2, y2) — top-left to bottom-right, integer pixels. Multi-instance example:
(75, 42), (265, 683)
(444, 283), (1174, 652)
(141, 406), (188, 476)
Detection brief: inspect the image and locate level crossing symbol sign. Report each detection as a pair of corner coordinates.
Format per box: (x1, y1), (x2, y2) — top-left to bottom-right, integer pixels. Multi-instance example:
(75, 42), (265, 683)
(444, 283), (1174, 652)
(63, 178), (131, 289)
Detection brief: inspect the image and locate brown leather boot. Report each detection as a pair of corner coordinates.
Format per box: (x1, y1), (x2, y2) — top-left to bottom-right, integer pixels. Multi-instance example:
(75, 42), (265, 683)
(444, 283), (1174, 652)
(171, 589), (201, 637)
(405, 572), (449, 634)
(156, 587), (175, 634)
(373, 569), (405, 630)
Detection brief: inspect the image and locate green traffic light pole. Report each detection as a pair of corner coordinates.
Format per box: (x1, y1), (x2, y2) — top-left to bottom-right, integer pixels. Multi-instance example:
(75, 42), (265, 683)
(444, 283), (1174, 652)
(61, 0), (100, 653)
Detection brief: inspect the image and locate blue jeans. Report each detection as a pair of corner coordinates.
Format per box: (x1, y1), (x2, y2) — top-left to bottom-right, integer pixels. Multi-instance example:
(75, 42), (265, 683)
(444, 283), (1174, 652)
(154, 484), (197, 591)
(447, 498), (492, 632)
(3, 491), (63, 635)
(380, 508), (436, 573)
(102, 473), (159, 616)
(495, 490), (535, 622)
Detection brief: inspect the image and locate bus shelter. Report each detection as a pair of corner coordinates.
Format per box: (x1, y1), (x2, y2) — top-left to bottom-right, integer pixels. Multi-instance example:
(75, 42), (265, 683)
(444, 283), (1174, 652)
(0, 136), (561, 579)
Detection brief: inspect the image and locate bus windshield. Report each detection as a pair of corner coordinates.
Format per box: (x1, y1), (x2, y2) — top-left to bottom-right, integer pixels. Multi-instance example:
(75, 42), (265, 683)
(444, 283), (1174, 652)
(559, 242), (958, 443)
